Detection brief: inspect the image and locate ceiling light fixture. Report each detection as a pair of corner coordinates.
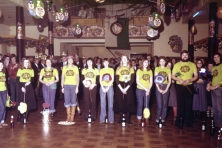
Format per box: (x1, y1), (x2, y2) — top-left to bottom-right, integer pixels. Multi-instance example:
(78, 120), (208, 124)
(192, 11), (199, 18)
(96, 0), (105, 3)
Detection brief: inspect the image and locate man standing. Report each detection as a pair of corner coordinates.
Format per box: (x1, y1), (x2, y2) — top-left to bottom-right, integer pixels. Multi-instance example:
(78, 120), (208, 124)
(8, 54), (19, 102)
(172, 50), (198, 128)
(207, 53), (222, 128)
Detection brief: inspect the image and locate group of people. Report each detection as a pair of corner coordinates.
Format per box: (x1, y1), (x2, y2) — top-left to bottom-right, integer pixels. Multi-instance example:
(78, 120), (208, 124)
(0, 50), (221, 130)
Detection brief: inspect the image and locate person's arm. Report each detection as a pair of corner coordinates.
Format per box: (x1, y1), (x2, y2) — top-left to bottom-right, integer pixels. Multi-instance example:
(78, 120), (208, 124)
(124, 73), (135, 92)
(163, 73), (171, 94)
(136, 75), (148, 91)
(99, 74), (106, 92)
(75, 73), (79, 94)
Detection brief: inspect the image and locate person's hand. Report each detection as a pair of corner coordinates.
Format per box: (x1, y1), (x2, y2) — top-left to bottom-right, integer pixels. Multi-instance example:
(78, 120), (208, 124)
(25, 82), (31, 86)
(145, 89), (150, 96)
(21, 87), (26, 93)
(75, 87), (79, 94)
(178, 79), (184, 85)
(89, 84), (95, 90)
(61, 88), (64, 93)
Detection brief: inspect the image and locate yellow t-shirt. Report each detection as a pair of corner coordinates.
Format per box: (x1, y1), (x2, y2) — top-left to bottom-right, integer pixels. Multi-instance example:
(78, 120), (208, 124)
(155, 67), (171, 84)
(62, 65), (79, 85)
(82, 68), (99, 84)
(100, 67), (114, 86)
(172, 61), (197, 85)
(40, 68), (58, 82)
(211, 63), (222, 86)
(136, 69), (153, 90)
(0, 72), (6, 91)
(16, 68), (34, 83)
(116, 66), (134, 82)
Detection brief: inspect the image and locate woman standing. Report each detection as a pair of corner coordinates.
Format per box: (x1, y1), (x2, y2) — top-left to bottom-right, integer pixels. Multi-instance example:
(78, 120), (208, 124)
(82, 58), (99, 122)
(39, 59), (59, 120)
(114, 55), (136, 125)
(99, 58), (114, 123)
(136, 59), (153, 125)
(193, 59), (207, 121)
(16, 58), (36, 123)
(0, 61), (8, 128)
(167, 61), (177, 121)
(61, 55), (79, 123)
(154, 56), (171, 125)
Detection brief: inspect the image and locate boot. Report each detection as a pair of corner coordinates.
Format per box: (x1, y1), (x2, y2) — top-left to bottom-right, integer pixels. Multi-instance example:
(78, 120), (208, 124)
(126, 112), (132, 125)
(70, 106), (76, 123)
(66, 107), (71, 122)
(17, 112), (21, 123)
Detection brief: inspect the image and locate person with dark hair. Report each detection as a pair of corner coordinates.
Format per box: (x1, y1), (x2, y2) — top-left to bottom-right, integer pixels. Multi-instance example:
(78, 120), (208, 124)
(32, 56), (40, 99)
(61, 55), (79, 124)
(0, 60), (8, 128)
(207, 52), (222, 128)
(172, 50), (198, 129)
(82, 58), (99, 122)
(166, 61), (177, 121)
(16, 58), (36, 123)
(205, 61), (214, 108)
(155, 56), (171, 125)
(192, 59), (207, 121)
(39, 58), (59, 121)
(8, 54), (19, 102)
(136, 59), (153, 125)
(114, 55), (136, 125)
(99, 58), (114, 123)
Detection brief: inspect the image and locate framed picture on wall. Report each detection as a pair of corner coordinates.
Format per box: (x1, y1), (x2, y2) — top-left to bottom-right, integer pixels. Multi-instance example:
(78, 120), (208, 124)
(130, 53), (148, 60)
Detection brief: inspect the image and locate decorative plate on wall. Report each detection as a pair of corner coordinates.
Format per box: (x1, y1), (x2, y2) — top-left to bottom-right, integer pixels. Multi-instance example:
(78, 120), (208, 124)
(110, 21), (123, 36)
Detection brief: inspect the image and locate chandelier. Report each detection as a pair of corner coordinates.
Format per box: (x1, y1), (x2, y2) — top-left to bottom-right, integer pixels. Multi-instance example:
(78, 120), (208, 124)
(95, 0), (105, 3)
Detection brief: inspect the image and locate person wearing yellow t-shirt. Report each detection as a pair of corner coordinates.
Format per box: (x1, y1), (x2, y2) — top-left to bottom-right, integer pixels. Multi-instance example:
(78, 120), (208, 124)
(60, 55), (79, 124)
(154, 57), (171, 126)
(99, 58), (114, 123)
(0, 61), (8, 128)
(39, 59), (59, 120)
(207, 53), (222, 128)
(172, 50), (198, 129)
(136, 59), (153, 126)
(82, 58), (99, 122)
(16, 58), (36, 124)
(114, 55), (136, 125)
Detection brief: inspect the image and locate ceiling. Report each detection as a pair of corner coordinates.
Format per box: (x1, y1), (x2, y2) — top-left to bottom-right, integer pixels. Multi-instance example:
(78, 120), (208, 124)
(0, 0), (221, 26)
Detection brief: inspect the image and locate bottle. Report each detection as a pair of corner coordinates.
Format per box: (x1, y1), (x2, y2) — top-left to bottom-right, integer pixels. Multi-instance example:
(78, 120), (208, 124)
(122, 114), (126, 127)
(158, 117), (162, 129)
(210, 119), (215, 135)
(218, 129), (221, 141)
(11, 115), (14, 129)
(201, 121), (206, 131)
(88, 110), (91, 123)
(206, 107), (210, 118)
(105, 114), (108, 124)
(141, 118), (145, 127)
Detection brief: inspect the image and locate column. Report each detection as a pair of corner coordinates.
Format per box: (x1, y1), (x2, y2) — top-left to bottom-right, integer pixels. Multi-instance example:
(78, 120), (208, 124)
(48, 21), (54, 55)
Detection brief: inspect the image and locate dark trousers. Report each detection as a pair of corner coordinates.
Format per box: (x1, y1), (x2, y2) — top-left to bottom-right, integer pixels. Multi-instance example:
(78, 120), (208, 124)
(176, 84), (194, 127)
(83, 86), (97, 121)
(9, 78), (18, 102)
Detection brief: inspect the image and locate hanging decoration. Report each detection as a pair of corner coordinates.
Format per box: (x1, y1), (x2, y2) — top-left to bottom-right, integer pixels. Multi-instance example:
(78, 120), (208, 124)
(209, 20), (215, 38)
(168, 35), (183, 53)
(28, 0), (45, 19)
(73, 23), (83, 37)
(110, 21), (123, 36)
(28, 0), (69, 23)
(55, 7), (69, 23)
(157, 0), (166, 15)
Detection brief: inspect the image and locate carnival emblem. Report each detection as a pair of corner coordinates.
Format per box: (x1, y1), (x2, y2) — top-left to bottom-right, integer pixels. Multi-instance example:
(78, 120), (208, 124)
(212, 69), (218, 77)
(120, 69), (130, 75)
(22, 73), (31, 80)
(85, 72), (95, 78)
(180, 66), (190, 73)
(44, 71), (53, 78)
(147, 28), (158, 38)
(66, 70), (74, 76)
(142, 74), (150, 81)
(0, 76), (6, 82)
(154, 74), (165, 85)
(35, 0), (45, 18)
(122, 75), (130, 83)
(102, 73), (112, 83)
(158, 71), (167, 78)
